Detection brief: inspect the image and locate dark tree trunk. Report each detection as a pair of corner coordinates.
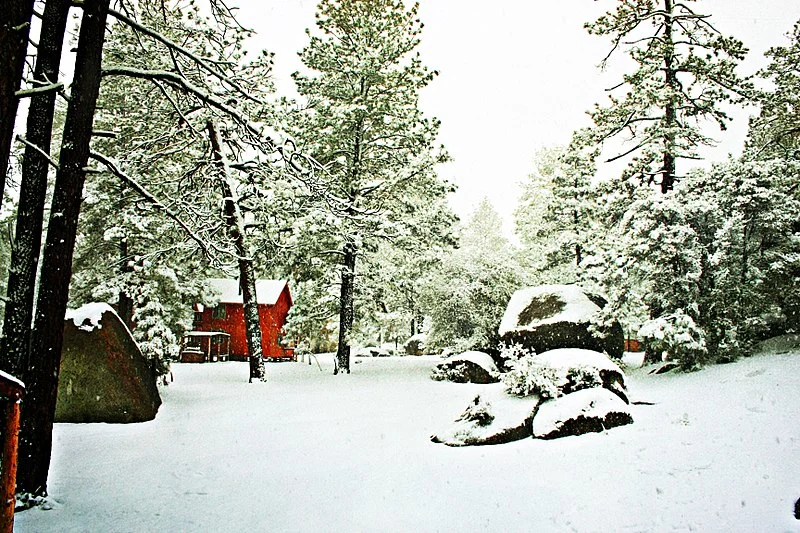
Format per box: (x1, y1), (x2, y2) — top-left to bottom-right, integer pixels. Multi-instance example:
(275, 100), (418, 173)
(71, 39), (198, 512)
(206, 121), (265, 382)
(0, 0), (35, 205)
(0, 0), (71, 378)
(335, 242), (355, 375)
(117, 236), (134, 330)
(16, 0), (109, 498)
(661, 0), (677, 194)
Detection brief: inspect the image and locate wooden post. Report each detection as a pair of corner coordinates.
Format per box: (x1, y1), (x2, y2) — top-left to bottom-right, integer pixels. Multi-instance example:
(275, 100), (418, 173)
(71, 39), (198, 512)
(0, 372), (24, 533)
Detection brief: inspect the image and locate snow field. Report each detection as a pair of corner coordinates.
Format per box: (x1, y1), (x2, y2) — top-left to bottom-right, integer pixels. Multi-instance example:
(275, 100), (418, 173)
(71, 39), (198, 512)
(16, 352), (800, 532)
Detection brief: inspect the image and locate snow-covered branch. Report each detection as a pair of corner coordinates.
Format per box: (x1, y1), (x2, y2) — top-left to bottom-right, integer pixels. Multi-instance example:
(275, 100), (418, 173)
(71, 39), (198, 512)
(89, 151), (214, 260)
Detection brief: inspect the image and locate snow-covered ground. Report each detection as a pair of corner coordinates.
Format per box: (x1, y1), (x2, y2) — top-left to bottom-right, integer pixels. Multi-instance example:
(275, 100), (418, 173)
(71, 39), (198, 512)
(17, 350), (800, 532)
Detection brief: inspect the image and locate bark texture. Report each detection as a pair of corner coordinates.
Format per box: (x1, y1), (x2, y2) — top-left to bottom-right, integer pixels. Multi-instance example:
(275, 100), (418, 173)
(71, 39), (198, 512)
(206, 121), (265, 382)
(17, 0), (110, 498)
(334, 242), (355, 375)
(0, 0), (35, 204)
(1, 0), (71, 378)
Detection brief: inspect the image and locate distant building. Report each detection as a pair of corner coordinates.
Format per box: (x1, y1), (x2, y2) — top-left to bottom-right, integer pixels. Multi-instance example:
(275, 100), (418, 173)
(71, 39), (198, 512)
(191, 279), (294, 361)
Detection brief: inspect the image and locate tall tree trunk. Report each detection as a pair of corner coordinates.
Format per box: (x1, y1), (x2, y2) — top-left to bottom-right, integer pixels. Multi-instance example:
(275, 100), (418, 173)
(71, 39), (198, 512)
(117, 236), (134, 330)
(335, 242), (355, 375)
(206, 120), (265, 383)
(661, 0), (677, 194)
(1, 0), (71, 378)
(16, 0), (109, 499)
(0, 0), (35, 205)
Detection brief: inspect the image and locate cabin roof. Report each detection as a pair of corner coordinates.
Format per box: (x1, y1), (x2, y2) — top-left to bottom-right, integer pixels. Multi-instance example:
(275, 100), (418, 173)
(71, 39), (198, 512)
(207, 278), (289, 306)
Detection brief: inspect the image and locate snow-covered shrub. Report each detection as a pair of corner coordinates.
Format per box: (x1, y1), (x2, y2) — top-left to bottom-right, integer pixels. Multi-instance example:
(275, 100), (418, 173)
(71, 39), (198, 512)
(456, 395), (495, 427)
(404, 333), (427, 355)
(502, 357), (560, 399)
(564, 364), (602, 393)
(639, 311), (708, 370)
(499, 342), (535, 362)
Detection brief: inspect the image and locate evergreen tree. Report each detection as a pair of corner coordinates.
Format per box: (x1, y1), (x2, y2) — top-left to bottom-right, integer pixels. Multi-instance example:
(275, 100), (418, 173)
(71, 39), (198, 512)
(585, 0), (750, 192)
(747, 18), (800, 159)
(289, 0), (450, 373)
(421, 199), (522, 354)
(515, 132), (595, 284)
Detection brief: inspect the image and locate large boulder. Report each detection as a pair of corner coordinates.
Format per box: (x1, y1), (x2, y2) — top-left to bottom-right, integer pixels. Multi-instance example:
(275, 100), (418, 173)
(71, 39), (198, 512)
(431, 351), (500, 384)
(56, 303), (161, 423)
(532, 388), (633, 440)
(499, 285), (624, 359)
(431, 384), (539, 446)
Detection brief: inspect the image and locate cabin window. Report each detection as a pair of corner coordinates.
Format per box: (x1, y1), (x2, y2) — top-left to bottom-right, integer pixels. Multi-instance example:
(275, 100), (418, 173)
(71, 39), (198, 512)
(212, 305), (227, 319)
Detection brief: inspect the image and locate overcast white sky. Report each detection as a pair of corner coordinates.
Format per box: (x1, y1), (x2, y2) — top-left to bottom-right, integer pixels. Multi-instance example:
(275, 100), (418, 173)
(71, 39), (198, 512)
(232, 1), (800, 234)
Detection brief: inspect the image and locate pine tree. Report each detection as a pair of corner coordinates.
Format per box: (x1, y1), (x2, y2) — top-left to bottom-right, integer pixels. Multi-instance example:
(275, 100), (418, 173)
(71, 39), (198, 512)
(747, 19), (800, 159)
(290, 0), (450, 374)
(585, 0), (750, 192)
(421, 199), (522, 354)
(515, 132), (595, 284)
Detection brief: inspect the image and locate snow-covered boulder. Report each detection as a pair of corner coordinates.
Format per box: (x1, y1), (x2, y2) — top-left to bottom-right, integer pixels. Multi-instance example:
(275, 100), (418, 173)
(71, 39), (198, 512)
(57, 303), (161, 423)
(431, 351), (500, 384)
(532, 388), (633, 440)
(498, 285), (624, 359)
(355, 346), (391, 357)
(431, 384), (539, 446)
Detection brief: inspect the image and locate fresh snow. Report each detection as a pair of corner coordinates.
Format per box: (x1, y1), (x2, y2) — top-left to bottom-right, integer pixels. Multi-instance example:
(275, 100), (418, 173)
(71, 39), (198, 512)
(206, 278), (288, 305)
(532, 387), (630, 438)
(16, 351), (800, 532)
(441, 350), (499, 373)
(498, 284), (599, 335)
(535, 348), (626, 386)
(63, 302), (116, 332)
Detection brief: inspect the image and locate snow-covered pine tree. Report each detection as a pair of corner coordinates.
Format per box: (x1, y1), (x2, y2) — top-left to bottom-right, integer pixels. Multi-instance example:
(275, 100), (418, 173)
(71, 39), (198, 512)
(515, 132), (596, 284)
(585, 0), (750, 192)
(420, 198), (523, 354)
(289, 0), (450, 374)
(747, 18), (800, 160)
(85, 0), (286, 382)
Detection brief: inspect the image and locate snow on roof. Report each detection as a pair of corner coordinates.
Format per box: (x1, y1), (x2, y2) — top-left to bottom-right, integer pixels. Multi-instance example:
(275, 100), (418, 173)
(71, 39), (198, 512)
(65, 302), (117, 332)
(185, 331), (230, 338)
(0, 369), (24, 390)
(207, 279), (289, 305)
(499, 284), (600, 336)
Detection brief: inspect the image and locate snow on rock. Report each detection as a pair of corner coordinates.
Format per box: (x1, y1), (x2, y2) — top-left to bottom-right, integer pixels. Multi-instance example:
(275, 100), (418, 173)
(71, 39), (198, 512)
(533, 387), (633, 440)
(754, 334), (800, 355)
(499, 284), (598, 334)
(58, 304), (161, 423)
(431, 350), (500, 384)
(431, 383), (539, 446)
(535, 348), (628, 402)
(498, 284), (624, 359)
(64, 302), (117, 332)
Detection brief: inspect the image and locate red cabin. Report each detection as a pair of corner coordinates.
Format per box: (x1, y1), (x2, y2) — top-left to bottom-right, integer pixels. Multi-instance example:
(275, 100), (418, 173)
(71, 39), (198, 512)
(192, 279), (294, 362)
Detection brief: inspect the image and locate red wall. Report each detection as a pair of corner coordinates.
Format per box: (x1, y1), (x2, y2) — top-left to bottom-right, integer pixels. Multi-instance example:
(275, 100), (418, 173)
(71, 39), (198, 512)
(197, 286), (292, 360)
